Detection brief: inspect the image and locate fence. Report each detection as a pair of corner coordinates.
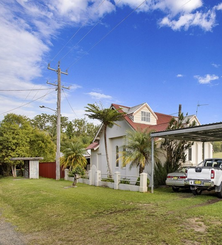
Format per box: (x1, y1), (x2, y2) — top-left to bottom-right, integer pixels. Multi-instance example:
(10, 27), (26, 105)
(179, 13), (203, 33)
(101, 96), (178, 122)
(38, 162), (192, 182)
(39, 162), (65, 179)
(64, 168), (148, 193)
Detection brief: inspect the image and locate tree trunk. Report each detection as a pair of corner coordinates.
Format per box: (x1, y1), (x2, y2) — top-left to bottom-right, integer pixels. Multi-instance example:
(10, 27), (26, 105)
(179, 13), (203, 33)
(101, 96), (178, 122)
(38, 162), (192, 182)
(11, 165), (17, 177)
(104, 125), (112, 178)
(139, 165), (144, 174)
(72, 174), (77, 187)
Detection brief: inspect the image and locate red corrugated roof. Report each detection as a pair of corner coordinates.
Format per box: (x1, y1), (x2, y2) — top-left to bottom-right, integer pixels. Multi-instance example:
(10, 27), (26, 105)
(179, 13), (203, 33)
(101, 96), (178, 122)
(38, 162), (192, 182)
(112, 103), (174, 132)
(86, 142), (99, 150)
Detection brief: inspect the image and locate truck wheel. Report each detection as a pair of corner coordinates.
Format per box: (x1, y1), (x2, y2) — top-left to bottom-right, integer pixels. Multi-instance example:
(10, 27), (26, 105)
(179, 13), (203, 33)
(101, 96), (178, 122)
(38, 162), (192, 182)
(192, 189), (202, 195)
(172, 187), (179, 192)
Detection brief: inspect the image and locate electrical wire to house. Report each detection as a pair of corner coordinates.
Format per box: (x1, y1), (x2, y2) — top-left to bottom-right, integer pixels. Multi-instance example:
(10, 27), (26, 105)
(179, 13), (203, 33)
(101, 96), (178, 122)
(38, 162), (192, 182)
(49, 0), (110, 65)
(65, 0), (147, 71)
(0, 88), (55, 92)
(64, 0), (194, 70)
(0, 90), (55, 116)
(2, 0), (191, 116)
(59, 0), (123, 64)
(62, 89), (78, 117)
(182, 0), (192, 7)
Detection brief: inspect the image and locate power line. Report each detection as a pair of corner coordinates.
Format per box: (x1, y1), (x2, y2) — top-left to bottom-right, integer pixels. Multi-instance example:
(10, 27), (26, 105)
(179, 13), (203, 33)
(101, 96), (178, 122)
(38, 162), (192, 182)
(49, 0), (107, 64)
(0, 90), (55, 116)
(66, 0), (147, 70)
(59, 19), (102, 62)
(62, 89), (77, 117)
(65, 0), (194, 70)
(29, 84), (45, 104)
(59, 0), (122, 62)
(0, 88), (55, 92)
(182, 0), (192, 7)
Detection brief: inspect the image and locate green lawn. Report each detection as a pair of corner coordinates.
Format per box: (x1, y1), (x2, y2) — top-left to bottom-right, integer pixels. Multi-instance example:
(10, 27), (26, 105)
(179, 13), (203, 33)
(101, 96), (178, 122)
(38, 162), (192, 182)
(213, 152), (222, 158)
(0, 177), (222, 245)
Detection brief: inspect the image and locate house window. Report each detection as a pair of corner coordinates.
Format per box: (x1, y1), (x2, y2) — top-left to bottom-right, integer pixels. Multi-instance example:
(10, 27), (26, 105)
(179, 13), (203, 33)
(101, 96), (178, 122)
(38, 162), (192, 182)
(141, 111), (150, 122)
(188, 148), (192, 161)
(116, 146), (119, 167)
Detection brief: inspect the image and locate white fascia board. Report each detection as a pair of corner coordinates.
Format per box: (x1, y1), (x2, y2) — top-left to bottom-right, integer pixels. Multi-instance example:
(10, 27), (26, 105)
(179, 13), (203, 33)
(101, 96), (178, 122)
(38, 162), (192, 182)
(133, 103), (158, 120)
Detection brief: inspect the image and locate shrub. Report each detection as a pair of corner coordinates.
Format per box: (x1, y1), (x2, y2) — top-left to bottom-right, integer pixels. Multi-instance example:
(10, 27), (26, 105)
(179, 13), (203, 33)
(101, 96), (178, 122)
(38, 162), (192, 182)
(68, 165), (85, 177)
(80, 175), (89, 179)
(120, 178), (130, 184)
(101, 178), (114, 182)
(154, 162), (168, 186)
(135, 177), (150, 187)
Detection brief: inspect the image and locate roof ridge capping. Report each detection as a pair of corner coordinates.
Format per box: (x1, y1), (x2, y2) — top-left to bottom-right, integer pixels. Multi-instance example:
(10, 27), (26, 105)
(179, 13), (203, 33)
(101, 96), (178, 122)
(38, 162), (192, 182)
(112, 102), (158, 118)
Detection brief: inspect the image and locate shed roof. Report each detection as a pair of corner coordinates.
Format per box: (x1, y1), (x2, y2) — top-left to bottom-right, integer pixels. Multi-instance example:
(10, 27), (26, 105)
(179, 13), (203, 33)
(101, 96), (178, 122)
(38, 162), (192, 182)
(11, 157), (43, 161)
(86, 142), (99, 150)
(150, 122), (222, 142)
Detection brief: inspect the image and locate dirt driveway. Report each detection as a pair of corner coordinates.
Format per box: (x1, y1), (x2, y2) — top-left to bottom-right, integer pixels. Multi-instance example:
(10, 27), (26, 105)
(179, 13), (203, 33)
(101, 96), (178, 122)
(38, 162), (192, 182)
(0, 216), (26, 245)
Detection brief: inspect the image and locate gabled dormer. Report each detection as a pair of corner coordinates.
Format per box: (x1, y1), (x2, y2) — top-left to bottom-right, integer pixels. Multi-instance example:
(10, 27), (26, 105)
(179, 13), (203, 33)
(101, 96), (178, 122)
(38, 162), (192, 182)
(129, 103), (158, 125)
(184, 115), (200, 126)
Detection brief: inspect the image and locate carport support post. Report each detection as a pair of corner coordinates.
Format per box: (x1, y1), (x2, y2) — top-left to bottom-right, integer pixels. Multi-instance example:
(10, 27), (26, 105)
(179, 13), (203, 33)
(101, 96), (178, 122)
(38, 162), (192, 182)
(202, 142), (205, 161)
(151, 137), (155, 193)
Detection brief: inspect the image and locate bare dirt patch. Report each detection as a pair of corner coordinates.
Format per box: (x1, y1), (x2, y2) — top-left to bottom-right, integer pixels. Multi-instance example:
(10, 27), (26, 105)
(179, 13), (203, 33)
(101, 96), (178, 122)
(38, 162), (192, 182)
(191, 199), (221, 208)
(0, 216), (27, 245)
(186, 218), (207, 233)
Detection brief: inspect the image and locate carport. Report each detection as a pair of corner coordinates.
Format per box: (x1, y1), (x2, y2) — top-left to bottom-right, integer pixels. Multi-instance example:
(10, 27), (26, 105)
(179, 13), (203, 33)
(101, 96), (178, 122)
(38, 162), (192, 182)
(150, 122), (222, 193)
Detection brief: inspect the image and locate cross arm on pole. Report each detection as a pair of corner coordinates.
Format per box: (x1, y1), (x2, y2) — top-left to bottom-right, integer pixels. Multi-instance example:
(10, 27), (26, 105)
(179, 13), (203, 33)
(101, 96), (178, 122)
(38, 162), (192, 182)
(61, 71), (68, 75)
(47, 63), (57, 72)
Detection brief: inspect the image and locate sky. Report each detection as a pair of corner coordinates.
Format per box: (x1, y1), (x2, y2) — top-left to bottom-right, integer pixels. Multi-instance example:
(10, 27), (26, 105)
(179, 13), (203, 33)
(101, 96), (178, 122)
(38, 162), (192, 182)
(1, 0), (222, 125)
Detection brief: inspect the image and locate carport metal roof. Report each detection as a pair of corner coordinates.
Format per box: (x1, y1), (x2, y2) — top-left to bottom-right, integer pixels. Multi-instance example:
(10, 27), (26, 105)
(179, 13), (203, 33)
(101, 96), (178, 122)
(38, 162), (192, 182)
(150, 122), (222, 142)
(150, 122), (222, 194)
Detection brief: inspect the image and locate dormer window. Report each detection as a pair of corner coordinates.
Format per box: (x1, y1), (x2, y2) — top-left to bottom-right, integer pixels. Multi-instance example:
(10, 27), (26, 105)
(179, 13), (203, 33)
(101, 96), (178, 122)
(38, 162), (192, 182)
(141, 111), (150, 122)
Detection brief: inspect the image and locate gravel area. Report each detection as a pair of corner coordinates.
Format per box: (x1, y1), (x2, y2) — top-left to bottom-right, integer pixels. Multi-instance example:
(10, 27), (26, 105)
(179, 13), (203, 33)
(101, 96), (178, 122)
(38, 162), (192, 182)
(0, 217), (26, 245)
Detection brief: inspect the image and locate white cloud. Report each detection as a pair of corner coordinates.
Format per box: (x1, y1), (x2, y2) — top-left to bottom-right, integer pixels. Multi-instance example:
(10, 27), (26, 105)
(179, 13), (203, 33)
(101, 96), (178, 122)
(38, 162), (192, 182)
(194, 74), (219, 84)
(52, 0), (115, 23)
(0, 0), (117, 121)
(0, 2), (57, 120)
(87, 92), (112, 100)
(115, 0), (151, 11)
(160, 9), (216, 31)
(177, 74), (183, 77)
(115, 0), (220, 31)
(212, 63), (220, 68)
(1, 0), (222, 121)
(153, 0), (203, 15)
(215, 3), (222, 11)
(115, 0), (202, 14)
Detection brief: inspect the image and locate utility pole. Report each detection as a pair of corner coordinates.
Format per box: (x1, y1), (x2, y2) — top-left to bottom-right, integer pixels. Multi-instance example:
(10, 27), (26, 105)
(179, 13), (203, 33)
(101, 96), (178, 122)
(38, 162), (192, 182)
(178, 104), (182, 117)
(47, 61), (68, 180)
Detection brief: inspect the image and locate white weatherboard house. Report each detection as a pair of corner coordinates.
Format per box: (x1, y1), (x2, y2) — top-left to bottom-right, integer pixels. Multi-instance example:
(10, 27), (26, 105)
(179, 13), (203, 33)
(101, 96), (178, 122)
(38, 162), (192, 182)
(87, 103), (213, 184)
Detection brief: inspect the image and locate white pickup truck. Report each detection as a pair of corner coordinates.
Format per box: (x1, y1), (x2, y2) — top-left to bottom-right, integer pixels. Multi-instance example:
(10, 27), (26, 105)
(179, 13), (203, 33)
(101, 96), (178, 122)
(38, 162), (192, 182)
(184, 158), (222, 197)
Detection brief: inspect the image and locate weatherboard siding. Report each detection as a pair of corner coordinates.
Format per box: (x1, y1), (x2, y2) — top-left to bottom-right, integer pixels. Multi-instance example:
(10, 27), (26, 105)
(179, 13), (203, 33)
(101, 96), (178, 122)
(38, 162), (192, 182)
(133, 106), (157, 125)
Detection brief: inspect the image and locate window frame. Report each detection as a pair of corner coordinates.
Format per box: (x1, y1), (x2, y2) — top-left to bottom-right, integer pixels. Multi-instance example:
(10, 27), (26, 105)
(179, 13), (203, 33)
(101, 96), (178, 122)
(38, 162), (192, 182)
(188, 147), (192, 161)
(141, 111), (150, 122)
(116, 145), (119, 167)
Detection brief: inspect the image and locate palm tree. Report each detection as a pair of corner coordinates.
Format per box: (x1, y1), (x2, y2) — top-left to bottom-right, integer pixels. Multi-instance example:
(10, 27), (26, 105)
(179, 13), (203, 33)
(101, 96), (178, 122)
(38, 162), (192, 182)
(120, 129), (158, 174)
(85, 103), (125, 178)
(61, 141), (87, 186)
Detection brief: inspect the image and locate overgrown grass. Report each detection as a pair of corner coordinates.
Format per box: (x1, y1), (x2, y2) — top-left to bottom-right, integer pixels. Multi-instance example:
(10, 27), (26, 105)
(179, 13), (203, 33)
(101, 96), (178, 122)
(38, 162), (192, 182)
(1, 177), (222, 245)
(213, 152), (222, 158)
